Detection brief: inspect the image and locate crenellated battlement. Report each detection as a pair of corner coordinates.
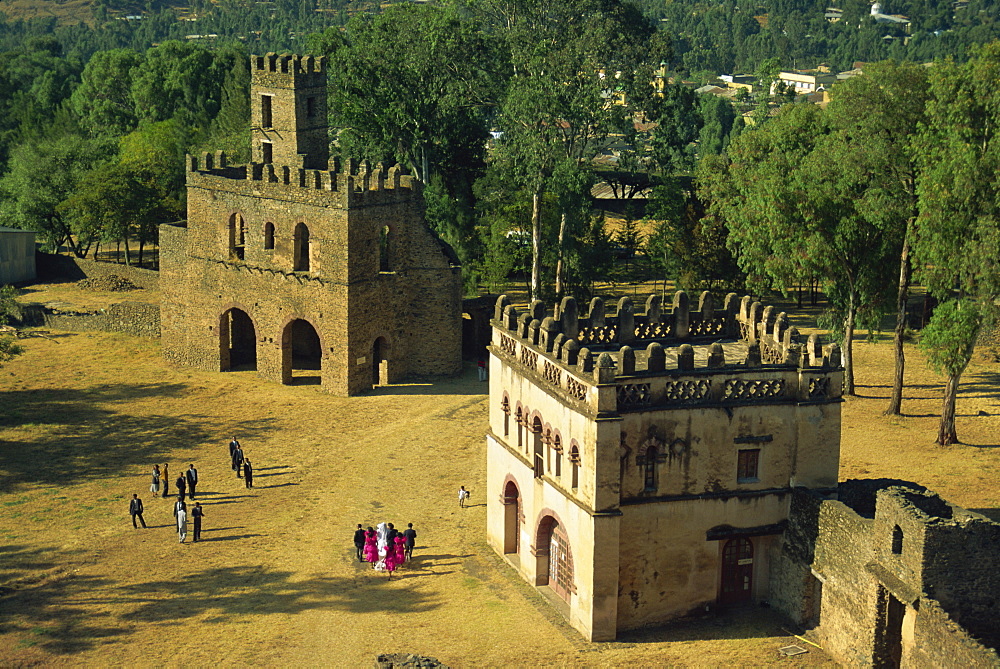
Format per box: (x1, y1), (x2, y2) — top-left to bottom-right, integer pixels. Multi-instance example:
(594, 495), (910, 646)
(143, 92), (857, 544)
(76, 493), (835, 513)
(252, 52), (326, 75)
(186, 152), (421, 207)
(490, 291), (843, 412)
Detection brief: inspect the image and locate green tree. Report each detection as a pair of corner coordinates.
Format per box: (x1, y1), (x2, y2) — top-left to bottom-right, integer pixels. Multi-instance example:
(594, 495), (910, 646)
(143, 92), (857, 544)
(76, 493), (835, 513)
(824, 61), (930, 416)
(913, 43), (1000, 445)
(0, 285), (24, 368)
(70, 48), (145, 137)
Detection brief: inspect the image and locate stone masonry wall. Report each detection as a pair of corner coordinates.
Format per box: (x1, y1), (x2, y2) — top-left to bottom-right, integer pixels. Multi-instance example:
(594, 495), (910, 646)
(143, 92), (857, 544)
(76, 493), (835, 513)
(20, 302), (159, 337)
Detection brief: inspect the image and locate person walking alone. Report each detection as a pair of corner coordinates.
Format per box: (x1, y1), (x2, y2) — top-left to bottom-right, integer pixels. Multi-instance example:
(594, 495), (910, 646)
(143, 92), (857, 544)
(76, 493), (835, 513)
(243, 459), (253, 488)
(186, 464), (198, 499)
(191, 502), (204, 542)
(458, 486), (470, 508)
(129, 494), (147, 528)
(173, 498), (187, 543)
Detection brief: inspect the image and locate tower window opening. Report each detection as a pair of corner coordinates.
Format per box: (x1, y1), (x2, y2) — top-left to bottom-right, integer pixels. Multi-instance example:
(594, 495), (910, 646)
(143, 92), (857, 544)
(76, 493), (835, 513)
(261, 95), (273, 129)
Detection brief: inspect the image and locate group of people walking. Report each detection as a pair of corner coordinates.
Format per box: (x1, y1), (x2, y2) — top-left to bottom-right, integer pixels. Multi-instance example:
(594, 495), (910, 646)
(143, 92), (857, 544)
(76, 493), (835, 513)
(229, 437), (254, 488)
(354, 522), (417, 578)
(130, 435), (261, 543)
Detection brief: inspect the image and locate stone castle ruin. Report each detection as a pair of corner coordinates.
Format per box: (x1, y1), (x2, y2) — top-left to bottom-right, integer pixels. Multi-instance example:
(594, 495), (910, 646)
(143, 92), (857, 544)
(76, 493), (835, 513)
(160, 54), (462, 394)
(485, 291), (999, 663)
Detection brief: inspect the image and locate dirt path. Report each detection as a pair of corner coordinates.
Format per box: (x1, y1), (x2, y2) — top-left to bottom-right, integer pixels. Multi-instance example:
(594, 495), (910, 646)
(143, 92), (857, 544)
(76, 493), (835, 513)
(1, 325), (997, 666)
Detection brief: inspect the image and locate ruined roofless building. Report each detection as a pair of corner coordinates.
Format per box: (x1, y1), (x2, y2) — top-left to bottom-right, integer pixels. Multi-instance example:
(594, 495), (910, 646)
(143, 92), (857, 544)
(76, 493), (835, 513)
(159, 53), (462, 394)
(486, 291), (844, 641)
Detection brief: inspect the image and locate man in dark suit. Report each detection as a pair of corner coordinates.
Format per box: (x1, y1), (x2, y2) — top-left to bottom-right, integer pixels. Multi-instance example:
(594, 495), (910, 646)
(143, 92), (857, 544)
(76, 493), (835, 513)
(386, 523), (399, 543)
(232, 445), (245, 478)
(191, 502), (204, 541)
(353, 524), (366, 561)
(129, 494), (147, 528)
(186, 464), (198, 499)
(403, 523), (417, 560)
(229, 437), (239, 468)
(176, 474), (187, 501)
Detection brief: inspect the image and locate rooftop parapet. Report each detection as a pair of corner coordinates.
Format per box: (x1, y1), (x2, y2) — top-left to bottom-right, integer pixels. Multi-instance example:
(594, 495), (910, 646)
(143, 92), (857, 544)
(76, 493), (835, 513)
(491, 291), (843, 413)
(186, 153), (420, 205)
(252, 52), (326, 75)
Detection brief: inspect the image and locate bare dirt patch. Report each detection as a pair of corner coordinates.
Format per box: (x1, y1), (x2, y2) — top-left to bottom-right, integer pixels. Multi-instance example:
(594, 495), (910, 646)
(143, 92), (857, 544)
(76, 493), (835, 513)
(0, 316), (997, 665)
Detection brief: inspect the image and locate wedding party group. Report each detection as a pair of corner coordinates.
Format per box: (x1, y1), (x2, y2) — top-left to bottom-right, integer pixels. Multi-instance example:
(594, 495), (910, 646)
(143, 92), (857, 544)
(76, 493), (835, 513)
(354, 522), (417, 578)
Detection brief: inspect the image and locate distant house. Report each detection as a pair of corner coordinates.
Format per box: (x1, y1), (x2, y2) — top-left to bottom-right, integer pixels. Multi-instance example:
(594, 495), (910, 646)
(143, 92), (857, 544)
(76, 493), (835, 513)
(771, 70), (838, 95)
(0, 227), (35, 286)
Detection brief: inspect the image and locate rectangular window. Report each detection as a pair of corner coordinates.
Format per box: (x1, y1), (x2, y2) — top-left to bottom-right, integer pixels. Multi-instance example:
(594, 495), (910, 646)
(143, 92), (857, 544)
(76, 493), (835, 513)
(261, 95), (273, 128)
(737, 449), (760, 483)
(262, 141), (273, 164)
(306, 96), (316, 119)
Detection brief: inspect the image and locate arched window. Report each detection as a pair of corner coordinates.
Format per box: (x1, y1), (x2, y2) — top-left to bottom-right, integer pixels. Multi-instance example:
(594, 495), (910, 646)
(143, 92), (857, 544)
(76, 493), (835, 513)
(532, 417), (544, 478)
(643, 445), (657, 491)
(379, 225), (391, 272)
(553, 434), (562, 478)
(892, 525), (903, 555)
(569, 444), (580, 490)
(501, 396), (510, 437)
(228, 213), (246, 260)
(515, 407), (523, 450)
(293, 222), (310, 271)
(543, 428), (553, 471)
(263, 222), (275, 250)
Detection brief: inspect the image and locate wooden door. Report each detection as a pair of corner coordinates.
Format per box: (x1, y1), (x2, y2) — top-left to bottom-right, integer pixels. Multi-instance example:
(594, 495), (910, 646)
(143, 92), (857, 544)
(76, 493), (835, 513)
(548, 523), (574, 602)
(720, 537), (754, 604)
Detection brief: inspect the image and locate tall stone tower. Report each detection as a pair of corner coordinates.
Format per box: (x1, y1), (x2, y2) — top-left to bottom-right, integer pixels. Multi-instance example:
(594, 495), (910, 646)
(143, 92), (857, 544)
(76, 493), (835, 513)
(159, 53), (463, 395)
(250, 53), (329, 170)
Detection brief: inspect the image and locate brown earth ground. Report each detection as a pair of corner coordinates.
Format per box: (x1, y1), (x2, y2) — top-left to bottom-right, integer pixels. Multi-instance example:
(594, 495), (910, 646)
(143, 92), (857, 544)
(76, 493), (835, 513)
(1, 284), (999, 667)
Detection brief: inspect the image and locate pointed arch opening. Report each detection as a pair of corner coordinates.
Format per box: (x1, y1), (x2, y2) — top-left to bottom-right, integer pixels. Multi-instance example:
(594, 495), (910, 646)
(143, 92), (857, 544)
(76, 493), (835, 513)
(532, 416), (544, 478)
(219, 308), (257, 371)
(569, 443), (580, 490)
(293, 222), (310, 271)
(502, 479), (520, 555)
(281, 318), (321, 385)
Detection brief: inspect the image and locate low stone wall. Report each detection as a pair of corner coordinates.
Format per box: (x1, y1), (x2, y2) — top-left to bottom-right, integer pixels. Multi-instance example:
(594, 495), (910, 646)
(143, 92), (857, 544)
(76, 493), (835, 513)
(35, 253), (159, 290)
(19, 302), (160, 338)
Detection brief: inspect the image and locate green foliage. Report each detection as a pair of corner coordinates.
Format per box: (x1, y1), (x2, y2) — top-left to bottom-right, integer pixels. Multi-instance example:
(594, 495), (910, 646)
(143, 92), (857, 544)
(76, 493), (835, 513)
(918, 300), (981, 378)
(0, 285), (24, 368)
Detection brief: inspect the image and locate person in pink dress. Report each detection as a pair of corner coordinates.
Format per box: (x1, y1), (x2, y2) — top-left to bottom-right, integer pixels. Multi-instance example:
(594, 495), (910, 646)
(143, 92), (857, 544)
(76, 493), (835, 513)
(363, 527), (379, 567)
(393, 535), (406, 565)
(383, 540), (400, 578)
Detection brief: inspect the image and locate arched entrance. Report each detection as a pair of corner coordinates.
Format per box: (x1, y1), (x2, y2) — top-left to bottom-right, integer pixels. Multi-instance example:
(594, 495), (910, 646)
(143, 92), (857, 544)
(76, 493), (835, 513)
(503, 480), (520, 555)
(281, 318), (322, 385)
(293, 222), (310, 271)
(219, 308), (257, 371)
(720, 537), (754, 604)
(372, 336), (388, 387)
(536, 515), (574, 602)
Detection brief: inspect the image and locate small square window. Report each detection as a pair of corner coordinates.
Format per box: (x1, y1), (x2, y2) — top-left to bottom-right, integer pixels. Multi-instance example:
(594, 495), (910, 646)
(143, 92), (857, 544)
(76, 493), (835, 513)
(737, 449), (760, 483)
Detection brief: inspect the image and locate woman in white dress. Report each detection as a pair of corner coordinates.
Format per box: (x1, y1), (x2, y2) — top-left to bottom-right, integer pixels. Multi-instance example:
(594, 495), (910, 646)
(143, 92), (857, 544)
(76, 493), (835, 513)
(173, 499), (187, 543)
(375, 522), (389, 570)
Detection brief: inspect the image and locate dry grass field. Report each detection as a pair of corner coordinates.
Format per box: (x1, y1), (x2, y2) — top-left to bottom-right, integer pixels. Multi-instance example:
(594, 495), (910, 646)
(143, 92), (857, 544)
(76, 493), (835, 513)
(1, 285), (998, 667)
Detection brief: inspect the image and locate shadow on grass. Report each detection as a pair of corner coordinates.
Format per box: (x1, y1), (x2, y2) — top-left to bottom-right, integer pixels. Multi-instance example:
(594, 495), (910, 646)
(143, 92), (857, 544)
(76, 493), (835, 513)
(0, 383), (278, 492)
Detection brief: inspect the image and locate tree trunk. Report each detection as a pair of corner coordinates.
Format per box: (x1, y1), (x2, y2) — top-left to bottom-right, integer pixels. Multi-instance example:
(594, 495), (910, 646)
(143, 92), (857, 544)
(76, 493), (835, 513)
(123, 237), (132, 266)
(842, 289), (857, 396)
(530, 187), (542, 301)
(885, 236), (912, 416)
(554, 211), (568, 297)
(937, 372), (961, 445)
(138, 239), (145, 267)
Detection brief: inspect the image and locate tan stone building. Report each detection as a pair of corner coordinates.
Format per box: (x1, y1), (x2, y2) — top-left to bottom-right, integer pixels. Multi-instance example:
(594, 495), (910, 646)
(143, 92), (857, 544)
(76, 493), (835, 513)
(160, 53), (462, 395)
(485, 291), (844, 641)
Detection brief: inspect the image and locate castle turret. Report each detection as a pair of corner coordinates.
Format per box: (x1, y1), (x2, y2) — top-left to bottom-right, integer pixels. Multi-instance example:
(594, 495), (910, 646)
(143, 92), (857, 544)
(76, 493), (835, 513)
(250, 53), (329, 170)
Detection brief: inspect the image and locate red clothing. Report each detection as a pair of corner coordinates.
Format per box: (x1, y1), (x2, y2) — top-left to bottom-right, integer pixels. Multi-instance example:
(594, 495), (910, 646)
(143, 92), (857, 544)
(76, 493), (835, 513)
(363, 531), (379, 563)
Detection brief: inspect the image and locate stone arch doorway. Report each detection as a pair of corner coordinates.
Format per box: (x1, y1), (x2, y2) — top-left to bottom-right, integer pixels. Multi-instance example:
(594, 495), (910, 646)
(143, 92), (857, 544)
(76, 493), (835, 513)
(281, 318), (322, 385)
(536, 515), (574, 602)
(502, 480), (520, 555)
(293, 222), (310, 271)
(372, 336), (388, 387)
(219, 308), (257, 371)
(720, 537), (754, 605)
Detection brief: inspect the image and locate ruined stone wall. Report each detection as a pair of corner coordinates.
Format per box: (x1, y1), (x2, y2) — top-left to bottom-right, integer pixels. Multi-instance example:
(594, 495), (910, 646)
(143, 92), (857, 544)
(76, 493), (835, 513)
(35, 253), (159, 290)
(768, 487), (823, 627)
(908, 599), (1000, 668)
(19, 302), (159, 337)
